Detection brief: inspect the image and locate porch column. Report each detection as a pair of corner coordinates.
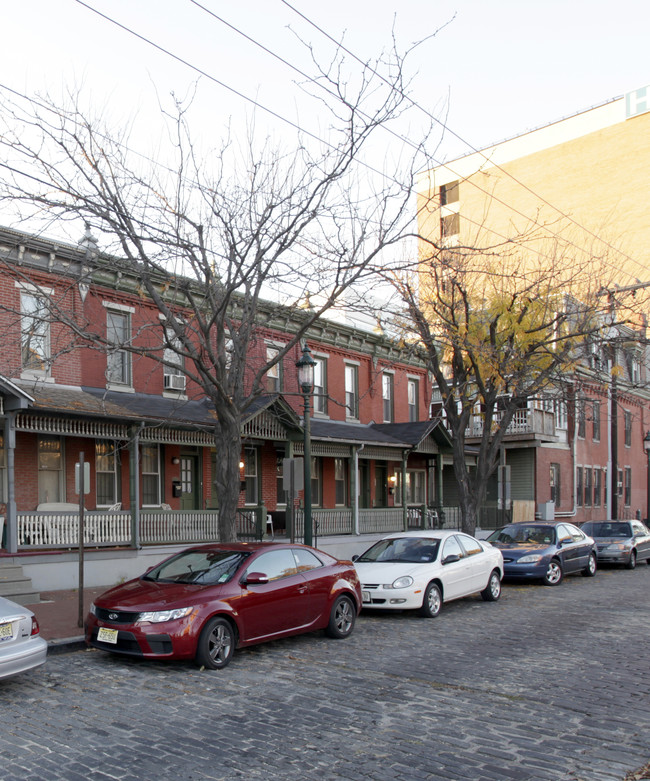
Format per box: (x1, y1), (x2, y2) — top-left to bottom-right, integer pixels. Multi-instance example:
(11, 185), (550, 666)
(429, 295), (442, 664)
(352, 446), (361, 535)
(4, 411), (17, 553)
(129, 425), (142, 548)
(402, 450), (408, 531)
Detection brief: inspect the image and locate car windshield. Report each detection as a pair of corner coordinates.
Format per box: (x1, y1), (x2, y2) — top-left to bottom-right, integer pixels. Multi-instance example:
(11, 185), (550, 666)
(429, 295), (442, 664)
(582, 522), (632, 538)
(488, 525), (556, 545)
(143, 550), (249, 585)
(357, 537), (440, 564)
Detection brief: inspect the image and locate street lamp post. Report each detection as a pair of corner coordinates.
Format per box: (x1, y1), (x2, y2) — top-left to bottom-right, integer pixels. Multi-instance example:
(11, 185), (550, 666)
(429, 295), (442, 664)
(296, 342), (316, 547)
(643, 431), (650, 524)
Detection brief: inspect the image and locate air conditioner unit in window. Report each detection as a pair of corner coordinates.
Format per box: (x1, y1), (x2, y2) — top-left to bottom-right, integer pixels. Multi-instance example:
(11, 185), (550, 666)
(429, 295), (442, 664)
(164, 373), (186, 391)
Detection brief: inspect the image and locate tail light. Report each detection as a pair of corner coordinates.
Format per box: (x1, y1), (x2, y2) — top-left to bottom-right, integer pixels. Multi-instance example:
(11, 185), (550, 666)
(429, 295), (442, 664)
(31, 616), (40, 636)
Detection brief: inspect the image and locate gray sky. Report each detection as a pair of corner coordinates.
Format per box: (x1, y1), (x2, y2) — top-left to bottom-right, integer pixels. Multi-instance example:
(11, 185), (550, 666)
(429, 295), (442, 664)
(2, 0), (647, 163)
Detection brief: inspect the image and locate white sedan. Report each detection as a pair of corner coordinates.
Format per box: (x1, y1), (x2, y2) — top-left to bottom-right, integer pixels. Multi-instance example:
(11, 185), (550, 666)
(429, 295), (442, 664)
(353, 530), (503, 617)
(0, 597), (48, 680)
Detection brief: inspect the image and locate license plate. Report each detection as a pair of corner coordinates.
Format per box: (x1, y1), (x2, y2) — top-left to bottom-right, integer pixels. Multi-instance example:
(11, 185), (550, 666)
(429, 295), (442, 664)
(362, 591), (371, 603)
(97, 627), (118, 644)
(0, 622), (13, 642)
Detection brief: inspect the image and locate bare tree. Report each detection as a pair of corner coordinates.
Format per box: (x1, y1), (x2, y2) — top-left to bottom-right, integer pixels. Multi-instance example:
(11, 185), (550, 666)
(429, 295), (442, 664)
(386, 229), (644, 535)
(0, 51), (428, 541)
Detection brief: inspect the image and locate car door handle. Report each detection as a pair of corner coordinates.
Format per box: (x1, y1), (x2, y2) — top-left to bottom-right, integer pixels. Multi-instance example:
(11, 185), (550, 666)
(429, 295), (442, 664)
(297, 585), (308, 594)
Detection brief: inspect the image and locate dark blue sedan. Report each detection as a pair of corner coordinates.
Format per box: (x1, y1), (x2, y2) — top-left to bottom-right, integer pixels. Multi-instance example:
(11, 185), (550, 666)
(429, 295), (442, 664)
(486, 522), (597, 586)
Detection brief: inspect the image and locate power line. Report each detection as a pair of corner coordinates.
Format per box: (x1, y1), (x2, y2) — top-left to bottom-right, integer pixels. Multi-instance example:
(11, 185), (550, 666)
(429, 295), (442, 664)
(279, 0), (648, 280)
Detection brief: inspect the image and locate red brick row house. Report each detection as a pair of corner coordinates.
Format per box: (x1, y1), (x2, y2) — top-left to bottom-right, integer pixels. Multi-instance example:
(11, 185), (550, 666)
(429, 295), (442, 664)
(0, 226), (452, 591)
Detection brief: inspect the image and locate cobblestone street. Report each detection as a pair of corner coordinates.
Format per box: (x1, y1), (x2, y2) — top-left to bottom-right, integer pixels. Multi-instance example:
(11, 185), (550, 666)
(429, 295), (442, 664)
(3, 565), (649, 781)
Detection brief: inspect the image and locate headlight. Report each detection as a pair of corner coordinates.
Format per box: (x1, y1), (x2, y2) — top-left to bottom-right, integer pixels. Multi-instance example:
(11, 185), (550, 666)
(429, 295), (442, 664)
(137, 607), (194, 623)
(517, 554), (542, 564)
(605, 543), (628, 552)
(384, 576), (414, 590)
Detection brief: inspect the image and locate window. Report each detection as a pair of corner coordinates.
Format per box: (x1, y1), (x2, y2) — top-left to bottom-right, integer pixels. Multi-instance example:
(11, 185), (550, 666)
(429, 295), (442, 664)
(555, 399), (567, 430)
(276, 455), (285, 505)
(624, 410), (632, 447)
(408, 379), (419, 422)
(248, 549), (297, 581)
(244, 449), (258, 505)
(266, 346), (282, 392)
(550, 463), (561, 506)
(584, 468), (592, 507)
(440, 181), (459, 205)
(38, 436), (62, 504)
(576, 467), (583, 507)
(0, 431), (5, 503)
(440, 213), (460, 237)
(577, 399), (586, 439)
(96, 440), (118, 506)
(141, 443), (161, 506)
(334, 458), (347, 506)
(292, 548), (324, 573)
(313, 357), (328, 414)
(345, 364), (359, 419)
(163, 324), (185, 391)
(442, 535), (464, 561)
(624, 467), (631, 507)
(382, 373), (394, 423)
(593, 469), (601, 507)
(106, 310), (131, 386)
(458, 534), (482, 557)
(592, 401), (600, 441)
(21, 291), (50, 374)
(396, 470), (426, 505)
(310, 456), (321, 507)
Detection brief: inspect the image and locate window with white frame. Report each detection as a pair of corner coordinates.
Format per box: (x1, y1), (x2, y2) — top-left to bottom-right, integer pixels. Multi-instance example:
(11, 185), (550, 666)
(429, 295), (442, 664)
(624, 467), (632, 507)
(313, 357), (328, 414)
(266, 346), (282, 392)
(310, 456), (321, 507)
(577, 399), (586, 439)
(624, 410), (632, 447)
(21, 290), (50, 375)
(106, 309), (131, 386)
(382, 373), (394, 423)
(396, 470), (426, 505)
(96, 440), (118, 506)
(345, 364), (359, 419)
(550, 463), (561, 506)
(38, 436), (62, 504)
(163, 323), (185, 391)
(584, 468), (592, 507)
(408, 378), (419, 422)
(276, 455), (285, 506)
(593, 469), (601, 507)
(592, 401), (600, 441)
(244, 448), (258, 505)
(576, 467), (583, 507)
(141, 443), (161, 506)
(334, 458), (347, 506)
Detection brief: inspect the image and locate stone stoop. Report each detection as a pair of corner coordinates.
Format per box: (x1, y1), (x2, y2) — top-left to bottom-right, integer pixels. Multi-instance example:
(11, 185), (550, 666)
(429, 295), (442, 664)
(0, 562), (41, 606)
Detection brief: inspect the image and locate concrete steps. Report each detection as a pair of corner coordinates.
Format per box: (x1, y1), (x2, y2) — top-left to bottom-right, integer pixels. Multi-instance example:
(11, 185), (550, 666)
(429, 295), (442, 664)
(0, 562), (40, 606)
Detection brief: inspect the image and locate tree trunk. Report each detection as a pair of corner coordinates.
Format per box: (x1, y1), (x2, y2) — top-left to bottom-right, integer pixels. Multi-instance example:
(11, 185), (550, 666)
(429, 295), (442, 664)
(212, 407), (243, 543)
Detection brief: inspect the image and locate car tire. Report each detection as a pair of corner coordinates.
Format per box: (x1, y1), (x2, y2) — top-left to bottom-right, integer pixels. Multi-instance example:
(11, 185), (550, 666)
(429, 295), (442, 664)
(581, 552), (597, 577)
(419, 582), (442, 617)
(626, 550), (637, 570)
(195, 616), (235, 670)
(542, 559), (563, 586)
(326, 595), (356, 639)
(481, 569), (501, 602)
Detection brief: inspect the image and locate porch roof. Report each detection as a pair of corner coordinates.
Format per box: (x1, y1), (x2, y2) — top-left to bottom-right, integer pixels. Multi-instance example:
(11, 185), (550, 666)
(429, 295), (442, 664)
(310, 418), (451, 452)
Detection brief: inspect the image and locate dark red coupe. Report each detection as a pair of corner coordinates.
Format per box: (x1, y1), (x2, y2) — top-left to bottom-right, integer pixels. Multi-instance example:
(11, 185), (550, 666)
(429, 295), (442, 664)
(85, 542), (362, 669)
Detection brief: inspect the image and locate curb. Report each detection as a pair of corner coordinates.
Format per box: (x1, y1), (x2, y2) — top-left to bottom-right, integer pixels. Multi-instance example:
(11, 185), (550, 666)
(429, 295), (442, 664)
(46, 636), (86, 655)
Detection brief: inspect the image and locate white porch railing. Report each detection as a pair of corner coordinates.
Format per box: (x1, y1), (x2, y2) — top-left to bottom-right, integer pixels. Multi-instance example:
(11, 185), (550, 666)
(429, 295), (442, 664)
(466, 408), (556, 438)
(18, 511), (131, 548)
(140, 510), (220, 545)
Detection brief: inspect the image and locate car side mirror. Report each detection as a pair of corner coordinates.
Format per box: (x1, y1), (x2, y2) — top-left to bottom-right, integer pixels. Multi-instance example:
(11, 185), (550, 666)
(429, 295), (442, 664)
(351, 554), (359, 562)
(442, 554), (461, 565)
(558, 537), (571, 546)
(242, 571), (269, 586)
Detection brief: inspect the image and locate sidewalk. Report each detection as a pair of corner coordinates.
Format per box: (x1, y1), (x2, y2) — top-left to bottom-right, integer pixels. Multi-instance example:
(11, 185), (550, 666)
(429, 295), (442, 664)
(24, 586), (110, 653)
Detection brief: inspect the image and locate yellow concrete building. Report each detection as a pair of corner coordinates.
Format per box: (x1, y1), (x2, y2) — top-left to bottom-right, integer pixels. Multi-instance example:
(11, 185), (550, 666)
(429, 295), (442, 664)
(417, 84), (650, 291)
